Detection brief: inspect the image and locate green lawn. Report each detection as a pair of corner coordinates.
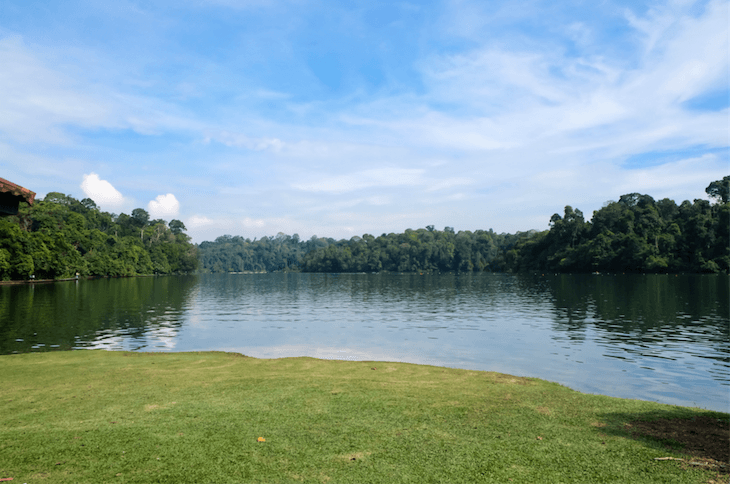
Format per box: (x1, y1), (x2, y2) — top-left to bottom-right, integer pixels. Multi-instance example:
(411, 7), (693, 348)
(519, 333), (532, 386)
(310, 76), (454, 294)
(0, 350), (727, 483)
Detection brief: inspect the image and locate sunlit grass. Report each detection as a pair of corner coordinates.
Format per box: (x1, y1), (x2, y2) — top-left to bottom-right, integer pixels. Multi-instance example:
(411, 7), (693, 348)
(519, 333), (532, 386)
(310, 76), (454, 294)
(0, 350), (726, 483)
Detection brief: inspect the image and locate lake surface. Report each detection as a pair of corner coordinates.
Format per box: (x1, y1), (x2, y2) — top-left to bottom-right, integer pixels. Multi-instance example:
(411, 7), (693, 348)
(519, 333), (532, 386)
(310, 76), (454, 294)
(1, 273), (728, 412)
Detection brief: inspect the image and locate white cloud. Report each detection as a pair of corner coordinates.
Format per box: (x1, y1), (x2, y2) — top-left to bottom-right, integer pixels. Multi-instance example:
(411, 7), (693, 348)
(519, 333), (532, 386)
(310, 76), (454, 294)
(148, 193), (180, 218)
(187, 215), (214, 228)
(80, 173), (125, 209)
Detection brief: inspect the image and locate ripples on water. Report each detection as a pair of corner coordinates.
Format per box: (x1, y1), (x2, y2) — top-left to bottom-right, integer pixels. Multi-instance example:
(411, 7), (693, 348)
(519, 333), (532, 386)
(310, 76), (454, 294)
(1, 273), (728, 412)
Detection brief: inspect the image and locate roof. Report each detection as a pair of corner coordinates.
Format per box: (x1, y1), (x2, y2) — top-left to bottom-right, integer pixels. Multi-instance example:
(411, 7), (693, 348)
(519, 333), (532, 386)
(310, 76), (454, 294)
(0, 177), (36, 205)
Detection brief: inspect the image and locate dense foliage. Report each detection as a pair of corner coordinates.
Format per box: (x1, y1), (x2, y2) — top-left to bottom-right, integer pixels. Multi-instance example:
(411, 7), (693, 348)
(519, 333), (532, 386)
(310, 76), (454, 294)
(0, 193), (198, 280)
(505, 177), (730, 274)
(198, 233), (335, 273)
(289, 177), (729, 274)
(10, 178), (723, 279)
(198, 227), (520, 274)
(298, 227), (519, 273)
(199, 178), (728, 275)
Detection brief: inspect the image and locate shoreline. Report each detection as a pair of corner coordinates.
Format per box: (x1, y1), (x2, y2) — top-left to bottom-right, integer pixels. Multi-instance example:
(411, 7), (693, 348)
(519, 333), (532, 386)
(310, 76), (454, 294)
(4, 346), (728, 413)
(2, 271), (722, 285)
(0, 273), (161, 285)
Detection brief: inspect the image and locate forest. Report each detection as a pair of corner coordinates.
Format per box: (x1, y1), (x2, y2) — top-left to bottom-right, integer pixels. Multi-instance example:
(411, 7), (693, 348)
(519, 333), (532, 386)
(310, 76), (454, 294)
(0, 193), (198, 280)
(199, 176), (729, 275)
(298, 227), (519, 273)
(197, 227), (521, 274)
(198, 233), (335, 273)
(505, 177), (729, 274)
(2, 177), (727, 280)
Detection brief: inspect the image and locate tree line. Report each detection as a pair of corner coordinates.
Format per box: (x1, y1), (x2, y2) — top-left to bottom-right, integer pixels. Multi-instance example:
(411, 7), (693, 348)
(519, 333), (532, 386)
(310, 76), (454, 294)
(197, 227), (524, 274)
(0, 193), (198, 280)
(297, 227), (519, 273)
(4, 177), (725, 279)
(198, 226), (522, 274)
(198, 233), (336, 273)
(505, 177), (729, 274)
(200, 177), (727, 275)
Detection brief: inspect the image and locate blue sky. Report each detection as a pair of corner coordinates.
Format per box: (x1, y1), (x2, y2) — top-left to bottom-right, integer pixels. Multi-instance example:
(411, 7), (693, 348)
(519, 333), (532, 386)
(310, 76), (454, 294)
(1, 0), (728, 243)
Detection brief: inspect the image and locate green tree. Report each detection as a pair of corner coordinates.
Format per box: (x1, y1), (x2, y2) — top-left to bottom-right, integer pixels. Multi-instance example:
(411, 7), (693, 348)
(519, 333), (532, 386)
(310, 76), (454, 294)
(706, 176), (730, 204)
(131, 208), (150, 227)
(170, 219), (186, 235)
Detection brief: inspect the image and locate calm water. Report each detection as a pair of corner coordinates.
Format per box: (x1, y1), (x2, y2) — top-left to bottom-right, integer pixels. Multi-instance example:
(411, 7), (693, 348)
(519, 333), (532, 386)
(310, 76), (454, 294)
(1, 273), (728, 412)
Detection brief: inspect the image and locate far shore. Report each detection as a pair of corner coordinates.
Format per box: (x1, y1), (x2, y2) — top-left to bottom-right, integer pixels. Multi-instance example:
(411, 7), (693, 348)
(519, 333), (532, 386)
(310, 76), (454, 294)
(0, 273), (160, 285)
(1, 270), (722, 286)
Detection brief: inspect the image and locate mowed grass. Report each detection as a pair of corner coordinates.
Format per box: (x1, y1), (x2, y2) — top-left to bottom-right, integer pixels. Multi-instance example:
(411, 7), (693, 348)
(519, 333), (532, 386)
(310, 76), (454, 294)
(0, 350), (727, 483)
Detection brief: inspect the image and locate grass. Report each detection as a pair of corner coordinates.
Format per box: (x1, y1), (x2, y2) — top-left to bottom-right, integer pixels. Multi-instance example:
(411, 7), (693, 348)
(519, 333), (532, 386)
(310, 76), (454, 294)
(0, 350), (727, 483)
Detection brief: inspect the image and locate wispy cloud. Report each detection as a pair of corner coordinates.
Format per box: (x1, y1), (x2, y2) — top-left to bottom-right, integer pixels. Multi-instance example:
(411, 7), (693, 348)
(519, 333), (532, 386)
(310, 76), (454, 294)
(1, 0), (727, 242)
(0, 37), (113, 144)
(293, 168), (425, 193)
(0, 36), (201, 144)
(206, 131), (285, 152)
(617, 153), (728, 200)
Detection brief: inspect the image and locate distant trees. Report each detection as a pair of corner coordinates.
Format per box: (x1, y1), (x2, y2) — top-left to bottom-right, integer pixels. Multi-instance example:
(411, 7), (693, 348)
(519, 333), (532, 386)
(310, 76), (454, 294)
(0, 193), (198, 280)
(197, 233), (335, 273)
(296, 177), (728, 275)
(197, 227), (517, 274)
(298, 228), (517, 273)
(5, 178), (724, 280)
(199, 178), (727, 275)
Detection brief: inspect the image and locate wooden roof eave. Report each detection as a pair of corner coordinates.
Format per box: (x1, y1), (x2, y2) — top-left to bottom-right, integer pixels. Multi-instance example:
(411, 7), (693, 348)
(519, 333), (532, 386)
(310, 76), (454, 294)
(0, 178), (36, 205)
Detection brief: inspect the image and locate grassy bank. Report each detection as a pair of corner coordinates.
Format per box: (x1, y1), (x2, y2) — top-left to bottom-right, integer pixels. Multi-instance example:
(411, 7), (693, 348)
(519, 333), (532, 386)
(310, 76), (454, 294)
(1, 351), (727, 483)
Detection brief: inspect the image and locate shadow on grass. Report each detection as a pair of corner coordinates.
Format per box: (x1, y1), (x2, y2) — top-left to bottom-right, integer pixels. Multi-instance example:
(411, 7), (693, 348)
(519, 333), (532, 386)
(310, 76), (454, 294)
(596, 407), (729, 480)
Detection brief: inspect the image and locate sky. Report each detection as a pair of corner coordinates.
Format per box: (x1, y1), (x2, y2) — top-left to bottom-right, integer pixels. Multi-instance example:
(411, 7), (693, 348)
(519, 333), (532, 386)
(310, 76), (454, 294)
(0, 0), (728, 243)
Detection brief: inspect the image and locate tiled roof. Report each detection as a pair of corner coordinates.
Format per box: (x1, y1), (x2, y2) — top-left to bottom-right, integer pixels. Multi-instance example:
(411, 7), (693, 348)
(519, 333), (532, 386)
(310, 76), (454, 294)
(0, 178), (36, 205)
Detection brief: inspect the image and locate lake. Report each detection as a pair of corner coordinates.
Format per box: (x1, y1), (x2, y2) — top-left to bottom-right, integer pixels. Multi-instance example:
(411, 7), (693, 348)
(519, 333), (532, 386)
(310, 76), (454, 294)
(1, 273), (728, 412)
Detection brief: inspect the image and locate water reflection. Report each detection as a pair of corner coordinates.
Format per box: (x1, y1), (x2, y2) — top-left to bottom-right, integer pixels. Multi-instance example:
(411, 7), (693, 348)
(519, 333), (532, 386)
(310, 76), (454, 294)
(538, 274), (729, 374)
(0, 276), (198, 353)
(1, 273), (727, 412)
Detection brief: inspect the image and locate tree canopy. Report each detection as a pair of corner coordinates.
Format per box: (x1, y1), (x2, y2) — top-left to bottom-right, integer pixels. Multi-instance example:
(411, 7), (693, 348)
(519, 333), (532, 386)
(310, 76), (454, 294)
(297, 228), (517, 273)
(5, 178), (725, 280)
(504, 178), (729, 274)
(289, 177), (729, 275)
(197, 233), (334, 273)
(0, 193), (198, 280)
